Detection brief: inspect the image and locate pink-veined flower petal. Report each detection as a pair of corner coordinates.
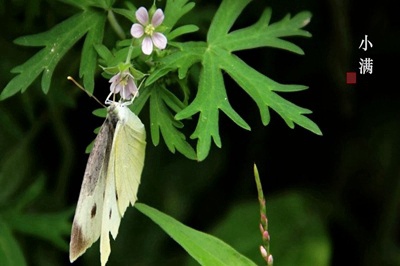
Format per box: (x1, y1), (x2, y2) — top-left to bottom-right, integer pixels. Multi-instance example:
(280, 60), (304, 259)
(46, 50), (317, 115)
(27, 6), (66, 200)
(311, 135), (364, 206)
(151, 9), (164, 27)
(111, 82), (121, 93)
(110, 82), (117, 93)
(136, 7), (149, 25)
(152, 32), (167, 50)
(127, 76), (138, 96)
(142, 36), (153, 55)
(120, 85), (130, 100)
(109, 73), (121, 93)
(109, 74), (119, 84)
(130, 24), (144, 38)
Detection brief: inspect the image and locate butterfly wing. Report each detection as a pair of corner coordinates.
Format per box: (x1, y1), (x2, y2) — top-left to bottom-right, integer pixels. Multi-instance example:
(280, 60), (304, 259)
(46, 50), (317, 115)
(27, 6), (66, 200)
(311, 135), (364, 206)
(114, 106), (146, 216)
(99, 105), (146, 265)
(99, 137), (121, 265)
(69, 118), (114, 263)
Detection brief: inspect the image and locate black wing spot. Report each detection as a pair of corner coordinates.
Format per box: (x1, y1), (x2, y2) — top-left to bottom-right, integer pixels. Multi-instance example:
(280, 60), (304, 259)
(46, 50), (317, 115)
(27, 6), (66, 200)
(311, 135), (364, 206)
(115, 191), (118, 201)
(109, 209), (112, 219)
(91, 204), (97, 218)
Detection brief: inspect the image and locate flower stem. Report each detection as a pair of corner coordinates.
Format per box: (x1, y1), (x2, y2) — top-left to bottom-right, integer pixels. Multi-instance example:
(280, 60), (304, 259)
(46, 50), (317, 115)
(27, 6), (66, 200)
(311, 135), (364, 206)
(125, 40), (135, 64)
(107, 10), (126, 40)
(254, 164), (273, 265)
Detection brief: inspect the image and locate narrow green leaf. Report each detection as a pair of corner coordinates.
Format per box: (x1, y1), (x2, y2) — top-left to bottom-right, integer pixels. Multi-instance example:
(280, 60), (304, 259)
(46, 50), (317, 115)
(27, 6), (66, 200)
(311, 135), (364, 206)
(130, 85), (151, 116)
(168, 25), (199, 41)
(161, 87), (187, 114)
(0, 126), (37, 203)
(12, 176), (46, 211)
(136, 203), (257, 266)
(6, 210), (73, 250)
(0, 220), (27, 266)
(272, 84), (308, 92)
(94, 44), (114, 63)
(80, 11), (106, 94)
(112, 7), (137, 23)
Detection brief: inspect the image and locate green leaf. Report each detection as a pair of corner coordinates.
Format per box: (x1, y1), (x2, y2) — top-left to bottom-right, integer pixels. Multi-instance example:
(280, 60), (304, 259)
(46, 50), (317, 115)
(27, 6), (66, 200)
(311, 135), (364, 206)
(216, 9), (312, 54)
(79, 11), (106, 94)
(59, 0), (113, 9)
(0, 220), (27, 266)
(146, 42), (205, 86)
(130, 85), (151, 116)
(267, 192), (331, 266)
(0, 124), (37, 203)
(92, 107), (107, 118)
(1, 177), (72, 250)
(149, 85), (196, 160)
(184, 202), (262, 266)
(163, 0), (196, 33)
(207, 0), (250, 42)
(168, 25), (199, 41)
(221, 52), (322, 135)
(1, 10), (106, 100)
(6, 210), (72, 250)
(156, 0), (320, 159)
(176, 50), (250, 161)
(112, 6), (137, 23)
(136, 203), (257, 266)
(94, 44), (114, 64)
(12, 176), (46, 211)
(204, 193), (331, 266)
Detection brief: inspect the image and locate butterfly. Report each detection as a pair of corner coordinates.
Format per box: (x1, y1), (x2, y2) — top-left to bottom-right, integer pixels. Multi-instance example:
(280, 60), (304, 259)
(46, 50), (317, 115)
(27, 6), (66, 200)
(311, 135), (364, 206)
(69, 100), (146, 265)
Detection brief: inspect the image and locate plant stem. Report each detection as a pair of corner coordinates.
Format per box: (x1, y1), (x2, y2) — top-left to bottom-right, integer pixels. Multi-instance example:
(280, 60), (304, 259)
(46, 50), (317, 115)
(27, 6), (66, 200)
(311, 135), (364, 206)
(108, 10), (126, 40)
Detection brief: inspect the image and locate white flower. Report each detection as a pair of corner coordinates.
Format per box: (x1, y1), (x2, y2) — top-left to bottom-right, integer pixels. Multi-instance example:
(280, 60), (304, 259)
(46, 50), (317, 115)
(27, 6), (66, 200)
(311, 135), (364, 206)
(109, 71), (138, 100)
(130, 7), (167, 55)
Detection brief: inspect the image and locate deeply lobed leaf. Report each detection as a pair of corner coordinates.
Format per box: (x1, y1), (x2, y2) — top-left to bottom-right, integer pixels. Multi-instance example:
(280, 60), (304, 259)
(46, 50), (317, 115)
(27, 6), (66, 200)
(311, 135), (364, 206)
(1, 10), (105, 100)
(149, 85), (197, 160)
(160, 0), (321, 159)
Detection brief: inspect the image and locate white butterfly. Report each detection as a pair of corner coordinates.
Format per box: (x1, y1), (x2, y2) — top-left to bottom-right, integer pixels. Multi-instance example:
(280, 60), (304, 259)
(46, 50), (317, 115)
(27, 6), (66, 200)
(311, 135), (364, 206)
(69, 100), (146, 265)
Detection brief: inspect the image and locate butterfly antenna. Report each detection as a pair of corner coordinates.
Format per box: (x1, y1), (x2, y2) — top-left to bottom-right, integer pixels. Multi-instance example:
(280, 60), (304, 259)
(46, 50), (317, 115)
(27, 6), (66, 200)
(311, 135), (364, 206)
(67, 76), (106, 108)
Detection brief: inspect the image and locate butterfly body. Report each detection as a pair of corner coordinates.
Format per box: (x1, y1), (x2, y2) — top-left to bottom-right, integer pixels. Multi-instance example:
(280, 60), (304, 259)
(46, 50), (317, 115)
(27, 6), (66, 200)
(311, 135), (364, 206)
(70, 102), (146, 265)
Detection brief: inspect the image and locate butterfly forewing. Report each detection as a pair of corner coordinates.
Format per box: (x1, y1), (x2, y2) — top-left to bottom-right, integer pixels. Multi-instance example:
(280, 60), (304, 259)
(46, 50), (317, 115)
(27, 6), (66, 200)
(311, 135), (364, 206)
(70, 117), (115, 262)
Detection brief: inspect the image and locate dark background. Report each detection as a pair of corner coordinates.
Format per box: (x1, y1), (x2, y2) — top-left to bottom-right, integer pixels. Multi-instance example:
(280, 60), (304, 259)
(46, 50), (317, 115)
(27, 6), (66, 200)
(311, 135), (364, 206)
(1, 0), (399, 265)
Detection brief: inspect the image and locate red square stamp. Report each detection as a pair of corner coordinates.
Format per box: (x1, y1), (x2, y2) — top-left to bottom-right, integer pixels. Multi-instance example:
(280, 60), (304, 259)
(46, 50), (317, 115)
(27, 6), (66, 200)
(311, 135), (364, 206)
(346, 72), (357, 84)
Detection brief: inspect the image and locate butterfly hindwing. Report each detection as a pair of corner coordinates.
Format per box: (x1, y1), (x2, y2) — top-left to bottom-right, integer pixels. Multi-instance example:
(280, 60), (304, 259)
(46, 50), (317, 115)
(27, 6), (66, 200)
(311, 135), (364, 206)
(100, 136), (121, 265)
(114, 106), (146, 216)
